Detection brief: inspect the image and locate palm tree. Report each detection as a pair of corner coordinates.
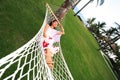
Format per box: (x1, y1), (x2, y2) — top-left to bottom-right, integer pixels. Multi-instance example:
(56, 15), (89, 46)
(55, 0), (72, 21)
(72, 0), (81, 9)
(115, 22), (120, 28)
(101, 27), (120, 52)
(97, 0), (105, 5)
(74, 0), (94, 16)
(110, 22), (120, 48)
(86, 18), (96, 32)
(74, 0), (105, 16)
(105, 25), (120, 44)
(114, 22), (120, 35)
(87, 17), (96, 27)
(87, 18), (106, 36)
(55, 0), (105, 21)
(95, 21), (106, 37)
(106, 27), (117, 37)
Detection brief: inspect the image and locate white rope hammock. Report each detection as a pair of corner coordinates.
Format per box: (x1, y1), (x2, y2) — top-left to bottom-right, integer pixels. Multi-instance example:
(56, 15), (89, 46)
(0, 3), (73, 80)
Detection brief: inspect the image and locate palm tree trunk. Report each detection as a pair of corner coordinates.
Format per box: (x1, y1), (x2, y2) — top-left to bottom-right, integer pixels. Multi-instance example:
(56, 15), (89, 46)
(55, 0), (104, 21)
(72, 0), (81, 9)
(55, 0), (72, 21)
(74, 0), (93, 16)
(111, 35), (120, 43)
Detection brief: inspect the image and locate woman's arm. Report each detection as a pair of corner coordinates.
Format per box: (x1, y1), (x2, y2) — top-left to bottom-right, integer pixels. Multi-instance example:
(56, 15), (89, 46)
(56, 29), (64, 35)
(59, 24), (65, 35)
(43, 24), (49, 38)
(60, 25), (64, 33)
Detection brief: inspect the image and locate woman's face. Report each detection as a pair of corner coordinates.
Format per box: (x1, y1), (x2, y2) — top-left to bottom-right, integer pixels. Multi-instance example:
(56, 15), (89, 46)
(52, 21), (58, 28)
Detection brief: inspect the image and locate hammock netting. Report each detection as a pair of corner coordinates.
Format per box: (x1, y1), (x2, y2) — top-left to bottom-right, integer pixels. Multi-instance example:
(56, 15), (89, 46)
(0, 3), (73, 80)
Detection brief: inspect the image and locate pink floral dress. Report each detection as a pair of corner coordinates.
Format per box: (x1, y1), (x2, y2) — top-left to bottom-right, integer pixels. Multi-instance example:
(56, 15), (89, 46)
(43, 26), (61, 55)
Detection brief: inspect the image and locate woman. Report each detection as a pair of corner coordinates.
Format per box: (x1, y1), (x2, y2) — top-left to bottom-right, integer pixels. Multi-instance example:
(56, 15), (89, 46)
(43, 20), (64, 69)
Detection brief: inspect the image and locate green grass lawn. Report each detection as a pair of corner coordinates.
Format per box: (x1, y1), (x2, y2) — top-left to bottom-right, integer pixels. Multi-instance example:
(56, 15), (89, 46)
(0, 0), (116, 80)
(61, 10), (116, 80)
(0, 0), (63, 58)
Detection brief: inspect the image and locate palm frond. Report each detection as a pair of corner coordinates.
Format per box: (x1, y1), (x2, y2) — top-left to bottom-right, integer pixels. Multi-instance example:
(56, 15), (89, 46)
(97, 0), (104, 6)
(114, 22), (120, 29)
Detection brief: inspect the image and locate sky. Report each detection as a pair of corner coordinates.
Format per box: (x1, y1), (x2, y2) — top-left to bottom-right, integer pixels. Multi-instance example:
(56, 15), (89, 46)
(74, 0), (120, 45)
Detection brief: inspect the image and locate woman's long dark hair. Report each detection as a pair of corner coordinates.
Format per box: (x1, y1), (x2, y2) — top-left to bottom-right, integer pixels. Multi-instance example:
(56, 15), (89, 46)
(49, 20), (57, 26)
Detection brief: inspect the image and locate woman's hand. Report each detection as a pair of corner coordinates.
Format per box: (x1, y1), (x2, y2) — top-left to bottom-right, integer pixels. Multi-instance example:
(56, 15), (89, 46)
(56, 31), (64, 35)
(59, 25), (65, 34)
(61, 28), (65, 35)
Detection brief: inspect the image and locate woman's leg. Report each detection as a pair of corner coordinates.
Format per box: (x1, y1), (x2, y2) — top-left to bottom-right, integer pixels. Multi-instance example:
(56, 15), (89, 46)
(45, 48), (53, 69)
